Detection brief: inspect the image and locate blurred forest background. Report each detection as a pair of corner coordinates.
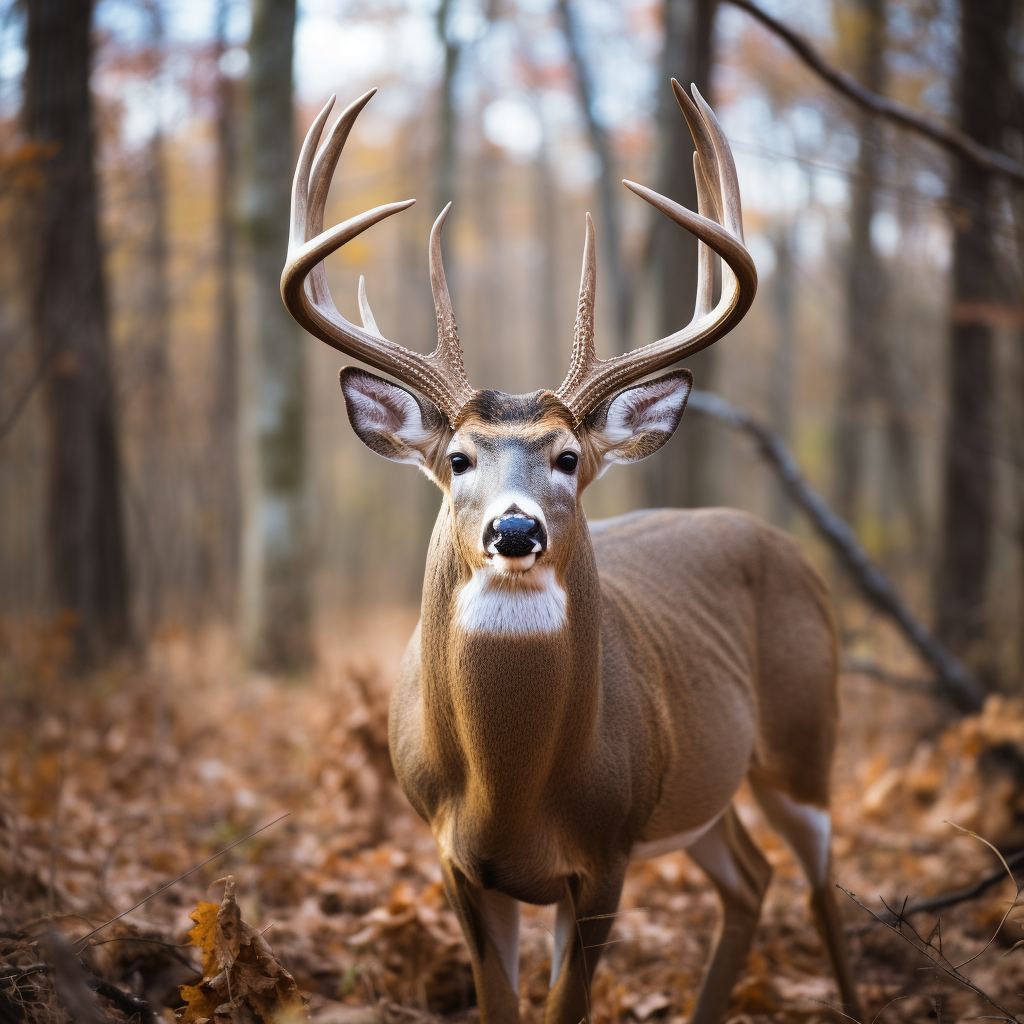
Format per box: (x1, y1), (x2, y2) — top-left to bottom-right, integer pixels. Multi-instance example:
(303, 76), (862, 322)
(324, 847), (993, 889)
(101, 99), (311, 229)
(5, 0), (1024, 1022)
(1, 0), (1023, 688)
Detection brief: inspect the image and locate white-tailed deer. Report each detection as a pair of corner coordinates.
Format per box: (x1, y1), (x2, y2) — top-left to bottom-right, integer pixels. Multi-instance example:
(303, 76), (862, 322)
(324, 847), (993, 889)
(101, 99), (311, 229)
(282, 83), (861, 1024)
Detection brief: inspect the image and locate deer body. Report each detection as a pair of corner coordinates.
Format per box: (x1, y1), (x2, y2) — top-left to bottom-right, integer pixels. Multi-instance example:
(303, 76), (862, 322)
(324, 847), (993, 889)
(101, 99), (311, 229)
(393, 505), (817, 902)
(282, 84), (861, 1024)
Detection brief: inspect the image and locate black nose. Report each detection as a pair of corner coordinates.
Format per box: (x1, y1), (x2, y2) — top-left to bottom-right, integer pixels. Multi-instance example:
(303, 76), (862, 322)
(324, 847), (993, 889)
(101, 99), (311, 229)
(484, 512), (547, 558)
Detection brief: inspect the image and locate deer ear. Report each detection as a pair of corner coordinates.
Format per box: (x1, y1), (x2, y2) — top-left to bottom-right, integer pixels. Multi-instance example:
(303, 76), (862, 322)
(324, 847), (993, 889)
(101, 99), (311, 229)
(586, 369), (692, 470)
(340, 367), (449, 469)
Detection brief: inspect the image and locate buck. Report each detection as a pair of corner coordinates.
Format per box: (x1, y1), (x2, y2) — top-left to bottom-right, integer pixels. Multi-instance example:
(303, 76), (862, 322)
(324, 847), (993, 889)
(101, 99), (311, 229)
(282, 84), (861, 1024)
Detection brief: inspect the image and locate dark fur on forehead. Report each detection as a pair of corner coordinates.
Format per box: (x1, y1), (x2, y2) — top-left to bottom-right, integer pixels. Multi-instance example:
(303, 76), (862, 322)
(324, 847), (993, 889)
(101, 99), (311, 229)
(454, 389), (575, 430)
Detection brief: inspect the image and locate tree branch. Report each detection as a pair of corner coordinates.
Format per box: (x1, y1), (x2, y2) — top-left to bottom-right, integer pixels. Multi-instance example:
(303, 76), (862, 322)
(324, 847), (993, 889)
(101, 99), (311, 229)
(686, 389), (985, 714)
(722, 0), (1024, 185)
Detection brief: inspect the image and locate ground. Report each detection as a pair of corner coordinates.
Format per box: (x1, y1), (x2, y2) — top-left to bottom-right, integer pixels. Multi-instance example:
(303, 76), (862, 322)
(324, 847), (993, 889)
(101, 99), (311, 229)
(1, 607), (1023, 1023)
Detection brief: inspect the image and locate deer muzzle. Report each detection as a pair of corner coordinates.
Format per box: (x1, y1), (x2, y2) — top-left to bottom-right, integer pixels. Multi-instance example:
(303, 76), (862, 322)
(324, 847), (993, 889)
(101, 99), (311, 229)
(484, 512), (547, 572)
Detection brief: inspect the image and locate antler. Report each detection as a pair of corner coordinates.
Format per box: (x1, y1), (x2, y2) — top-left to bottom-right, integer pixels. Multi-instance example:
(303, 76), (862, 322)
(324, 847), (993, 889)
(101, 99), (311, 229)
(281, 89), (476, 423)
(555, 81), (757, 425)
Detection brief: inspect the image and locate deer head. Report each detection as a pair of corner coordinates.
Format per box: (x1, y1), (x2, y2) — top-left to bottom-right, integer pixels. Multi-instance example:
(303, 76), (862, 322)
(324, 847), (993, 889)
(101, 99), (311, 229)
(281, 83), (756, 618)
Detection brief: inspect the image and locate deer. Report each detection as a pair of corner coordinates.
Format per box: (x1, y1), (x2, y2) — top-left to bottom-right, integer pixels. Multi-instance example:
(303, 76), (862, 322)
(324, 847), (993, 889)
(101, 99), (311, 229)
(281, 82), (862, 1024)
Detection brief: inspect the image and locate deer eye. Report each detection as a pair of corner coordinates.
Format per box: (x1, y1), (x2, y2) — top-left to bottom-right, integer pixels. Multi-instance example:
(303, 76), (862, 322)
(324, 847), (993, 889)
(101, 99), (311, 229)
(449, 453), (472, 475)
(555, 451), (579, 474)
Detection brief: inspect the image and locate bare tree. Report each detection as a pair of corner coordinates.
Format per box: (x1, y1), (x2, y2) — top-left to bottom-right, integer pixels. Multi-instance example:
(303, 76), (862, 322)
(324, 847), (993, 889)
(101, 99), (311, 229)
(242, 0), (311, 669)
(557, 0), (632, 351)
(208, 0), (241, 619)
(433, 0), (460, 244)
(24, 0), (129, 659)
(136, 0), (173, 630)
(827, 0), (921, 544)
(935, 0), (1013, 671)
(768, 222), (795, 528)
(645, 0), (717, 509)
(833, 0), (885, 527)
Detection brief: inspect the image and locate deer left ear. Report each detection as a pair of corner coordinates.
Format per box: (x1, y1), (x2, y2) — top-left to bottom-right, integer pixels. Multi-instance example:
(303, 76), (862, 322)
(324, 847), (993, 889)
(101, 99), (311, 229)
(586, 369), (692, 470)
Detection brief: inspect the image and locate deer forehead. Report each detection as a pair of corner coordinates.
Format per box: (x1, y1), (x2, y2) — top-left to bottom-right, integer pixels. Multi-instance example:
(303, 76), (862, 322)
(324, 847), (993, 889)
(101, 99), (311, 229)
(452, 390), (576, 437)
(448, 390), (580, 463)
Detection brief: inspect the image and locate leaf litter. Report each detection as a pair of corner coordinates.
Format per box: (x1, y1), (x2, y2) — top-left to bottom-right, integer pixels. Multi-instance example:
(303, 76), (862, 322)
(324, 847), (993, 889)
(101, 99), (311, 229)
(1, 610), (1024, 1023)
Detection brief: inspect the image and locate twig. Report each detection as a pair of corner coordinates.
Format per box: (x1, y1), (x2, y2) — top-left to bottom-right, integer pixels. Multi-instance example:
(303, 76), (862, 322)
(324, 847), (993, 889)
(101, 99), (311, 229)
(565, 880), (593, 1024)
(0, 963), (49, 982)
(946, 824), (1021, 969)
(840, 654), (935, 692)
(72, 812), (289, 949)
(722, 0), (1024, 185)
(849, 847), (1024, 935)
(91, 978), (160, 1023)
(840, 887), (1022, 1023)
(0, 340), (58, 443)
(686, 389), (985, 714)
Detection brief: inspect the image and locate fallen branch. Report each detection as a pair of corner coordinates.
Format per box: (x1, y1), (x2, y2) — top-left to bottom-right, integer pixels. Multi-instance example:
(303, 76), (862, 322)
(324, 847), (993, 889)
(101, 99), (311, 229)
(850, 847), (1024, 935)
(840, 654), (934, 693)
(687, 390), (985, 714)
(38, 930), (162, 1024)
(722, 0), (1024, 186)
(840, 883), (1023, 1023)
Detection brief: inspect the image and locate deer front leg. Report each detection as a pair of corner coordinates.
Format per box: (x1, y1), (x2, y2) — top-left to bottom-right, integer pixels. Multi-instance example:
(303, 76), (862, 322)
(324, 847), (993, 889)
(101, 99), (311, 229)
(440, 858), (522, 1024)
(686, 805), (772, 1024)
(545, 863), (628, 1024)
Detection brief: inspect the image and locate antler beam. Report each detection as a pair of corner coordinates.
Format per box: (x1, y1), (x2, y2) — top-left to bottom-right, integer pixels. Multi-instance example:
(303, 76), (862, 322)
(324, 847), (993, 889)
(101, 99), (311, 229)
(281, 90), (476, 423)
(555, 81), (757, 425)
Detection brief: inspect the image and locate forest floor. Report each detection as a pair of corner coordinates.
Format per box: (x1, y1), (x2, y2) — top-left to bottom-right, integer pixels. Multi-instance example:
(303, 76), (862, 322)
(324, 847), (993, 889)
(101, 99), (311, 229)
(2, 607), (1024, 1024)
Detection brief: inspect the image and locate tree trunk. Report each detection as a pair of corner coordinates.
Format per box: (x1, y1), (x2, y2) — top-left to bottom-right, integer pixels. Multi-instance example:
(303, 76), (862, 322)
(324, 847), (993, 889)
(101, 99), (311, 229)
(557, 0), (632, 351)
(535, 137), (561, 386)
(433, 0), (460, 242)
(645, 0), (716, 509)
(208, 0), (241, 619)
(242, 0), (311, 670)
(769, 223), (795, 528)
(833, 0), (885, 527)
(24, 0), (129, 660)
(934, 0), (1012, 671)
(137, 4), (173, 630)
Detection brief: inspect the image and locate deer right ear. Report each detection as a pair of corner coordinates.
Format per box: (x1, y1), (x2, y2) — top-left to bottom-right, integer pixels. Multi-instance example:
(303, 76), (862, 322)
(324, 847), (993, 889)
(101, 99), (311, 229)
(340, 367), (449, 471)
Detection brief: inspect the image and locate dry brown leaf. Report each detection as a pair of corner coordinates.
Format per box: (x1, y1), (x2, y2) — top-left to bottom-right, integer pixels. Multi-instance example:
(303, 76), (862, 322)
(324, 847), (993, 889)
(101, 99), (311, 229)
(178, 875), (307, 1024)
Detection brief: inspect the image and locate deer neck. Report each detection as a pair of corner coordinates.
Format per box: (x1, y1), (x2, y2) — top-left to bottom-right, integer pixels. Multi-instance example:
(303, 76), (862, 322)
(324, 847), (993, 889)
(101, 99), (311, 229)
(418, 502), (603, 818)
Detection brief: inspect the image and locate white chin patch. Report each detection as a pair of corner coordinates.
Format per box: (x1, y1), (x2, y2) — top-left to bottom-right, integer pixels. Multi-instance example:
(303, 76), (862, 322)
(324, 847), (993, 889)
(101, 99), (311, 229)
(456, 565), (567, 635)
(492, 553), (537, 573)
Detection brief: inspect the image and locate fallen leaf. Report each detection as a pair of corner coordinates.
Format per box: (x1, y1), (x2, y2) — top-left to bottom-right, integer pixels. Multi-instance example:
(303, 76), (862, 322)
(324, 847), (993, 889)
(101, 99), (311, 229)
(178, 876), (307, 1024)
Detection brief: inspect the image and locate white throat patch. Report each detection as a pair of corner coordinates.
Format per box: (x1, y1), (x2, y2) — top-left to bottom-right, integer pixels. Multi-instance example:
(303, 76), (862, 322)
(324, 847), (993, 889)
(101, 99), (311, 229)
(456, 565), (567, 635)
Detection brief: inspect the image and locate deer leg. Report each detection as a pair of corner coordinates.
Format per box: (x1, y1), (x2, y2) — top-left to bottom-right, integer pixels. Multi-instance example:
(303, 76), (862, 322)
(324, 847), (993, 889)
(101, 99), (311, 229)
(686, 805), (772, 1024)
(545, 863), (627, 1024)
(749, 780), (863, 1022)
(440, 858), (522, 1024)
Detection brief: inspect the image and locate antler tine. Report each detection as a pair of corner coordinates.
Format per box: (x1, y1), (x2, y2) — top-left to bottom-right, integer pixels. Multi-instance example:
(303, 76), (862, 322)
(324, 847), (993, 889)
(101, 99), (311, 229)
(428, 204), (472, 392)
(289, 94), (335, 252)
(558, 212), (598, 402)
(672, 80), (721, 224)
(690, 84), (744, 242)
(358, 276), (383, 338)
(692, 151), (715, 320)
(280, 91), (477, 424)
(554, 85), (756, 425)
